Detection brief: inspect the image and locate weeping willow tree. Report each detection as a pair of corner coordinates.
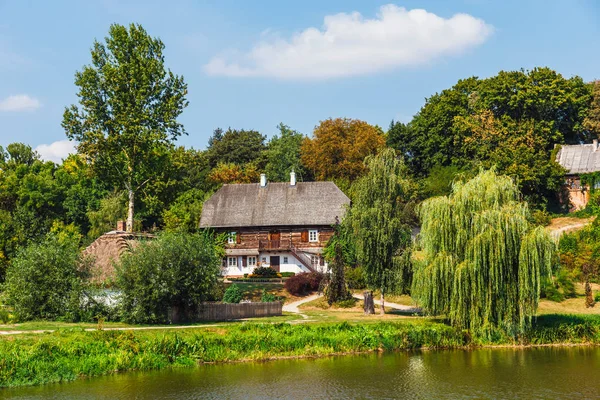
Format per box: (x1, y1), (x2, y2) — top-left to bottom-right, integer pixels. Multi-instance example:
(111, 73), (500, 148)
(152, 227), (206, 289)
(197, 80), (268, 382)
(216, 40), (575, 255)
(346, 148), (413, 314)
(412, 169), (555, 336)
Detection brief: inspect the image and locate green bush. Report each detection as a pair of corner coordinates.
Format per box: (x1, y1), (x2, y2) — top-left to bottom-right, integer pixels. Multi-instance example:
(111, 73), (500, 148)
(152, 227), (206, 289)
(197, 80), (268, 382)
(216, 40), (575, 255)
(345, 266), (367, 289)
(223, 284), (243, 304)
(280, 272), (296, 278)
(0, 309), (10, 324)
(541, 270), (577, 302)
(260, 289), (277, 302)
(3, 233), (90, 322)
(595, 292), (600, 302)
(252, 266), (278, 278)
(116, 232), (222, 324)
(334, 298), (357, 308)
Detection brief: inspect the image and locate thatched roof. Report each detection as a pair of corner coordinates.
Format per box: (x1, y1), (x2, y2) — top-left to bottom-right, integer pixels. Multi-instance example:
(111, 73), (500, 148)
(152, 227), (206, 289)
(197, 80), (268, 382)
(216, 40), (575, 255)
(83, 231), (155, 284)
(556, 143), (600, 174)
(200, 182), (350, 228)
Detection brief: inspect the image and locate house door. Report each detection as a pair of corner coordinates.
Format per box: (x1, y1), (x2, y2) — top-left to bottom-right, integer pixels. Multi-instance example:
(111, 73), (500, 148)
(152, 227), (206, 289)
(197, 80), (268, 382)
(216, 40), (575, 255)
(270, 256), (280, 272)
(270, 231), (280, 249)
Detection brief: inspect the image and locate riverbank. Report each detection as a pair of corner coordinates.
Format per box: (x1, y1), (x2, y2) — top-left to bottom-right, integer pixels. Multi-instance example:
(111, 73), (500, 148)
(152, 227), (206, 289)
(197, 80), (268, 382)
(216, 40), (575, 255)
(2, 314), (600, 388)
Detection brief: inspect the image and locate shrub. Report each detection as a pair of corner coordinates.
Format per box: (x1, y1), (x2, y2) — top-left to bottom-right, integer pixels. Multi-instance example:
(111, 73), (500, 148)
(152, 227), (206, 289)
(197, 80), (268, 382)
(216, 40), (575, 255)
(345, 266), (367, 289)
(541, 270), (577, 302)
(0, 309), (10, 324)
(595, 292), (600, 303)
(284, 272), (324, 296)
(334, 298), (357, 308)
(280, 272), (296, 278)
(252, 266), (278, 278)
(3, 233), (90, 322)
(116, 232), (222, 324)
(260, 289), (277, 302)
(223, 284), (243, 304)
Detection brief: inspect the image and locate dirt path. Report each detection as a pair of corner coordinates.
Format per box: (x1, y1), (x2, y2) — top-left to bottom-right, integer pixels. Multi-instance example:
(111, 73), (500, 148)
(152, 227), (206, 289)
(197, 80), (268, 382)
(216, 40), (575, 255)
(282, 294), (322, 320)
(351, 294), (420, 313)
(547, 217), (594, 239)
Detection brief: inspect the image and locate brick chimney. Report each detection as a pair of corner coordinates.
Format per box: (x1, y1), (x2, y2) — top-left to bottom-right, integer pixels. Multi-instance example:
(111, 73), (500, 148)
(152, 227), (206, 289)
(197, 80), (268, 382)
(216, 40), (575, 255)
(116, 220), (126, 231)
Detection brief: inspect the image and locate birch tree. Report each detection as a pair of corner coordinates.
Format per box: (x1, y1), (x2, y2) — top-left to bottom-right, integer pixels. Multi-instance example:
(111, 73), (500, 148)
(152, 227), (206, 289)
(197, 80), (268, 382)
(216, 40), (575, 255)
(63, 23), (188, 232)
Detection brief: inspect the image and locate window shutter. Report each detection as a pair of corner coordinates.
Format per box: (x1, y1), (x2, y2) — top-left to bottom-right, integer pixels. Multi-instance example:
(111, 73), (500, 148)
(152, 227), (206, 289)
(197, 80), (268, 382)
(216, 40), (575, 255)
(320, 256), (325, 265)
(236, 234), (241, 244)
(222, 257), (227, 267)
(242, 256), (247, 267)
(301, 230), (308, 242)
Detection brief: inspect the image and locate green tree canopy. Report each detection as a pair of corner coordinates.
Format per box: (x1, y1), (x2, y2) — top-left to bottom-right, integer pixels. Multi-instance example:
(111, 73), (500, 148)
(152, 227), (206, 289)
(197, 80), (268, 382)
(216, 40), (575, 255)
(205, 127), (267, 169)
(264, 123), (307, 182)
(412, 169), (555, 336)
(116, 232), (223, 324)
(389, 68), (591, 207)
(346, 148), (414, 313)
(63, 23), (188, 232)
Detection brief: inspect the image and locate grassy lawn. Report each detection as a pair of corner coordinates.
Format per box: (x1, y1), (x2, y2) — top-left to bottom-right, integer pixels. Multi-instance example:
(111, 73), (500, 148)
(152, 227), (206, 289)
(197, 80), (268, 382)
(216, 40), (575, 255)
(538, 297), (600, 315)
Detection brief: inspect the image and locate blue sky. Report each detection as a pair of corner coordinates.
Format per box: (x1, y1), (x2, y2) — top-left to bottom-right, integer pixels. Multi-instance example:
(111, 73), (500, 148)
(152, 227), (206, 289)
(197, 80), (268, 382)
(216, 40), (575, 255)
(0, 0), (599, 162)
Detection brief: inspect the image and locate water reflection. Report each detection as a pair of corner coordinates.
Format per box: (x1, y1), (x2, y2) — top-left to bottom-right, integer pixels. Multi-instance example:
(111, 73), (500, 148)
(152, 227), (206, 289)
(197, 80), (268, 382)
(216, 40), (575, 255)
(2, 347), (600, 399)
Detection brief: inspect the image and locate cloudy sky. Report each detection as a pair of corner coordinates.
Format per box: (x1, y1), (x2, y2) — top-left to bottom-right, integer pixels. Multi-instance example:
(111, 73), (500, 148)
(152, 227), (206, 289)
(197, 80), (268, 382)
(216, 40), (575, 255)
(0, 0), (599, 162)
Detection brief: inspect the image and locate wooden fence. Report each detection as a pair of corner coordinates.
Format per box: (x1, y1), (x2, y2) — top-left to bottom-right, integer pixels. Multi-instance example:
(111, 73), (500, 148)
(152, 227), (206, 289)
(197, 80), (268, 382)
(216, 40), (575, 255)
(194, 301), (282, 322)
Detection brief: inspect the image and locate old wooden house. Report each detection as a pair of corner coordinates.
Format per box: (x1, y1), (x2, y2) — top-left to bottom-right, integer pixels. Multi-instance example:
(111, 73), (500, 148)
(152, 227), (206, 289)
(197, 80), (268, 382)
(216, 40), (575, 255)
(556, 140), (600, 211)
(199, 172), (350, 276)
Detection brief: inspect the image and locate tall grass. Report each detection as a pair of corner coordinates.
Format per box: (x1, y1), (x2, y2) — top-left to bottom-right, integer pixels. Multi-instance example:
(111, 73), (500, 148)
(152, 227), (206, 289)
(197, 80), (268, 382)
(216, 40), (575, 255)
(1, 315), (599, 388)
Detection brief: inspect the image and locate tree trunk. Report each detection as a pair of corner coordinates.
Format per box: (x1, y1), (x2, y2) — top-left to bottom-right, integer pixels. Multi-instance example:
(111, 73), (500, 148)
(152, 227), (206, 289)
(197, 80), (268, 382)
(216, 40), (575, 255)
(126, 188), (135, 232)
(380, 291), (385, 315)
(585, 279), (595, 308)
(363, 291), (375, 314)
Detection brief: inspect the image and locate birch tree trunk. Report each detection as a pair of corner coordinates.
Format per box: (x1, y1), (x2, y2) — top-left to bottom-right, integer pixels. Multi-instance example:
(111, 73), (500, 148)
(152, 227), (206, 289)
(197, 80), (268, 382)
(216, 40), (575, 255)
(380, 291), (386, 315)
(126, 187), (135, 232)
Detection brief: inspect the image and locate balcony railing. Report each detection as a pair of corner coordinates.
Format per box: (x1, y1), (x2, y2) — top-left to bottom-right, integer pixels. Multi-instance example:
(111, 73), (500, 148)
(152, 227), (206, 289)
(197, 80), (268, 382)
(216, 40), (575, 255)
(259, 239), (292, 250)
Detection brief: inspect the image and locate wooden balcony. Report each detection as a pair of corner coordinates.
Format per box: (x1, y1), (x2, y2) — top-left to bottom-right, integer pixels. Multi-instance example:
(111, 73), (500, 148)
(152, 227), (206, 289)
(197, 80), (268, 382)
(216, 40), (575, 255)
(259, 239), (292, 250)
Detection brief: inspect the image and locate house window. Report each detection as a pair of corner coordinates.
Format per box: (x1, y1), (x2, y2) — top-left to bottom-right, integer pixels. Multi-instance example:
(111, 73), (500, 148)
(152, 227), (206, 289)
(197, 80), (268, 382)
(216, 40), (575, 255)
(309, 230), (318, 242)
(248, 256), (257, 267)
(228, 232), (236, 244)
(310, 255), (320, 268)
(283, 256), (288, 264)
(262, 256), (268, 264)
(227, 257), (237, 267)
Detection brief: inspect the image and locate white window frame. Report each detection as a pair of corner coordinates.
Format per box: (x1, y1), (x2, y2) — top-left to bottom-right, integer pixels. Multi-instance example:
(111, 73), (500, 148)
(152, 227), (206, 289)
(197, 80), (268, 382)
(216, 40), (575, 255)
(228, 256), (237, 267)
(228, 232), (236, 244)
(308, 230), (318, 242)
(283, 256), (288, 264)
(261, 256), (268, 264)
(248, 256), (257, 267)
(310, 255), (320, 268)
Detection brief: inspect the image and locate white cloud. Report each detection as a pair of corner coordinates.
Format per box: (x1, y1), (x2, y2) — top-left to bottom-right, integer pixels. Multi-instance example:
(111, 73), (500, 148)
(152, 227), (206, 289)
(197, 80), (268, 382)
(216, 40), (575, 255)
(0, 95), (41, 112)
(204, 5), (493, 80)
(35, 140), (76, 163)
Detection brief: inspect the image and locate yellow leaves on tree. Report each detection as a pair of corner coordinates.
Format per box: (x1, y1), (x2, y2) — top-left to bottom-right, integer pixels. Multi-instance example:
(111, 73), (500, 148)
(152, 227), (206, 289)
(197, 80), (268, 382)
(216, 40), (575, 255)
(208, 162), (260, 185)
(301, 118), (385, 182)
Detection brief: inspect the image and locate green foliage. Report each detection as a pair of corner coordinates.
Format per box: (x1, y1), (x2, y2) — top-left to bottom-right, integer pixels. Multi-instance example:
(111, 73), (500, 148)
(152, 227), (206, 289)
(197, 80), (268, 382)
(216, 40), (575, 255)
(260, 289), (277, 303)
(346, 148), (414, 296)
(252, 267), (278, 278)
(389, 68), (591, 208)
(284, 272), (324, 296)
(541, 270), (577, 302)
(3, 234), (90, 322)
(162, 189), (206, 233)
(325, 226), (352, 305)
(413, 169), (556, 336)
(345, 266), (367, 290)
(223, 285), (243, 304)
(3, 317), (600, 387)
(595, 293), (600, 302)
(280, 272), (295, 278)
(63, 23), (188, 232)
(116, 232), (222, 323)
(264, 123), (308, 182)
(205, 128), (266, 169)
(583, 80), (600, 137)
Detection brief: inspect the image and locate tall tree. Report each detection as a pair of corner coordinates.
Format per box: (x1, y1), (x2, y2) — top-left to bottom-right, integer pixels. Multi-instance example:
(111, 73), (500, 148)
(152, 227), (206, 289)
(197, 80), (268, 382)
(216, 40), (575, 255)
(205, 128), (266, 169)
(412, 169), (555, 336)
(301, 118), (385, 185)
(265, 123), (307, 182)
(346, 148), (413, 314)
(62, 23), (188, 232)
(584, 80), (600, 137)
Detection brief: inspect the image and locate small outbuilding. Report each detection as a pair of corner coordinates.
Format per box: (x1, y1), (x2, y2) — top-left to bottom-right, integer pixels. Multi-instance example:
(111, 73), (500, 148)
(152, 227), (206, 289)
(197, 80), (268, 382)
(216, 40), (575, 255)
(556, 140), (600, 211)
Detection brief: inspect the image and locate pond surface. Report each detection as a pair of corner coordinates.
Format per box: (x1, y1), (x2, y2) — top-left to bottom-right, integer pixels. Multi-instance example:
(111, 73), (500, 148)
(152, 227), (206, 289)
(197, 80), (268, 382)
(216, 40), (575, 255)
(2, 347), (600, 399)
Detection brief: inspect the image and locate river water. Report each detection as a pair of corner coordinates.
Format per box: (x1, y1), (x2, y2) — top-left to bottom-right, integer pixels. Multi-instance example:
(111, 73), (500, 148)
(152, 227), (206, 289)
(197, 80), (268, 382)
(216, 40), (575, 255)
(2, 347), (600, 399)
